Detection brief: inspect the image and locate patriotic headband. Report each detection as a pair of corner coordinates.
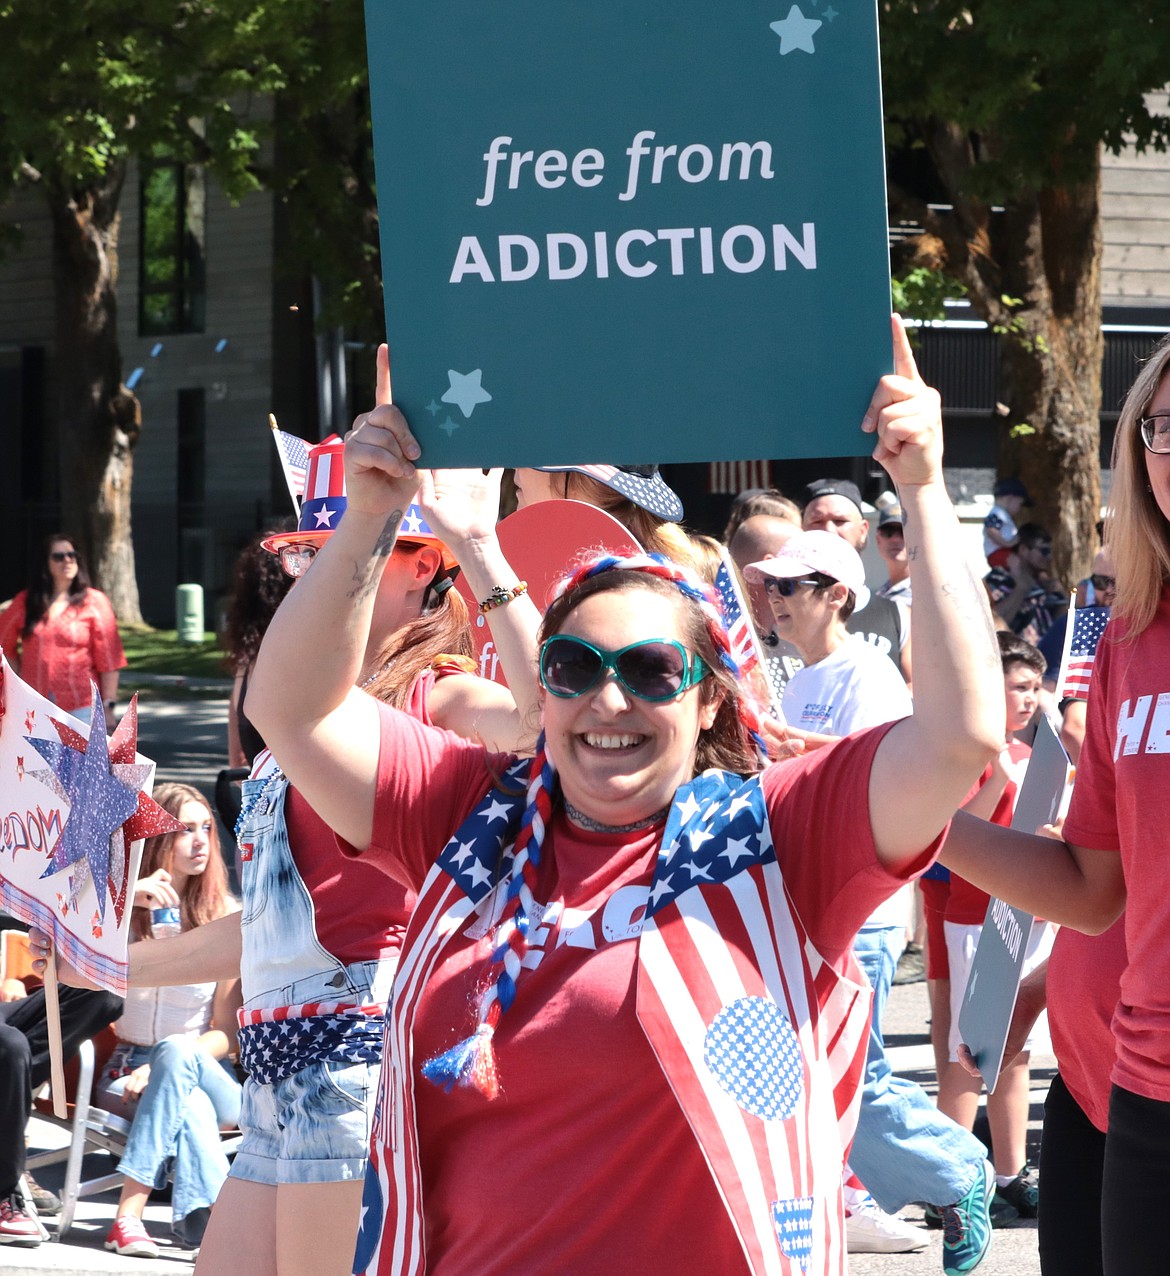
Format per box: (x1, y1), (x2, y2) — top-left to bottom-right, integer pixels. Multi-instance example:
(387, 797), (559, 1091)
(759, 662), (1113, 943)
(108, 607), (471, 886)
(550, 552), (768, 757)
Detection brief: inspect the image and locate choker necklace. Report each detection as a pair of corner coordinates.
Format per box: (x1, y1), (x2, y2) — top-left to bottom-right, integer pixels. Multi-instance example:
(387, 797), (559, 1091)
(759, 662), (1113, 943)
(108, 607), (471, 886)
(563, 798), (670, 834)
(359, 657), (395, 690)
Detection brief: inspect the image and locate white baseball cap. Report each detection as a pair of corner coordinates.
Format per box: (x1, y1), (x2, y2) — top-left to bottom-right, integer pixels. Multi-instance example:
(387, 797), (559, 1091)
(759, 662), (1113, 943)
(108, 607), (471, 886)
(743, 530), (870, 610)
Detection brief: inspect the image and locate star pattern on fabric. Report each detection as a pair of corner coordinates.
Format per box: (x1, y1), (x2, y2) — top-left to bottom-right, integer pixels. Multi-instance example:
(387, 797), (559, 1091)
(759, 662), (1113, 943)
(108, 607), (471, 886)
(435, 760), (529, 905)
(314, 504), (338, 528)
(704, 996), (805, 1120)
(770, 5), (822, 54)
(771, 1196), (815, 1270)
(646, 774), (775, 917)
(237, 1014), (383, 1085)
(441, 368), (492, 419)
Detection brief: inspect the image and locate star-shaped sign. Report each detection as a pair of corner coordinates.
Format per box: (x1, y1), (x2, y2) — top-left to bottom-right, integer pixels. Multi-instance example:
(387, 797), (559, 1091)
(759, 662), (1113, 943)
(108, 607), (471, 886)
(770, 5), (822, 54)
(441, 368), (492, 419)
(31, 687), (140, 920)
(30, 689), (184, 924)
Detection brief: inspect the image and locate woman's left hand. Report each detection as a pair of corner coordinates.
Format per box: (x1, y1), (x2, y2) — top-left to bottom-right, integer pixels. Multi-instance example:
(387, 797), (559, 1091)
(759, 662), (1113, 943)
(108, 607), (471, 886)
(416, 468), (505, 551)
(343, 344), (423, 520)
(861, 315), (944, 489)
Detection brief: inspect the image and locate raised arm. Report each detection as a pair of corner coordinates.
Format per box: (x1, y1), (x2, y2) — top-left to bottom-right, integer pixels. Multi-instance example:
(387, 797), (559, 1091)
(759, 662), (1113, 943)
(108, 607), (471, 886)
(417, 459), (542, 751)
(246, 358), (423, 849)
(863, 316), (1004, 868)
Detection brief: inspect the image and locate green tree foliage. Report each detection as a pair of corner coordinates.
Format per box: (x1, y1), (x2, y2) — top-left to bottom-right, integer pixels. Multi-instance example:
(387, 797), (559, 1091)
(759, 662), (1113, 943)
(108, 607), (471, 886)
(0, 1), (304, 619)
(881, 0), (1170, 583)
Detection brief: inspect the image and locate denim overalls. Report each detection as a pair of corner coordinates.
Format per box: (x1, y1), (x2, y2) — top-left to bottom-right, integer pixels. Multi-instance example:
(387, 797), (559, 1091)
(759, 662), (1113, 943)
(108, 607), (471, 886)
(230, 771), (393, 1185)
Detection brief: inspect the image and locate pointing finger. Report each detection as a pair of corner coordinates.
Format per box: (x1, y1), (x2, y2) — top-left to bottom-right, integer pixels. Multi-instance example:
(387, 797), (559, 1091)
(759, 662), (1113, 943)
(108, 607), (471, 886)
(376, 344), (393, 407)
(890, 313), (922, 384)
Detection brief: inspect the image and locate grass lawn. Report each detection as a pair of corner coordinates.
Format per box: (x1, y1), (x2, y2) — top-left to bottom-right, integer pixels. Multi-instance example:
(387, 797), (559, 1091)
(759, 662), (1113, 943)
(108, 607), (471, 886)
(119, 625), (230, 681)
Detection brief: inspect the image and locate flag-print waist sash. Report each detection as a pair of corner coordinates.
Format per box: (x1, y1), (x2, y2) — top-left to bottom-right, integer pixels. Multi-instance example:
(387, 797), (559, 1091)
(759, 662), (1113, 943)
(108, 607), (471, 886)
(238, 1005), (385, 1084)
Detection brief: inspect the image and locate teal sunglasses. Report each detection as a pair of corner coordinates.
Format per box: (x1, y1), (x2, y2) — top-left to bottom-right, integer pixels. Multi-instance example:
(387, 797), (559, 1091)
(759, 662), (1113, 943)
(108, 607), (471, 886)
(539, 635), (708, 702)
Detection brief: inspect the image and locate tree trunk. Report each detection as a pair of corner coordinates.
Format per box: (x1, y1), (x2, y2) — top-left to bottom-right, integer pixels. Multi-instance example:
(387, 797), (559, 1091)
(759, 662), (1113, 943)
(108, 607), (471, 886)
(993, 169), (1103, 589)
(46, 161), (144, 624)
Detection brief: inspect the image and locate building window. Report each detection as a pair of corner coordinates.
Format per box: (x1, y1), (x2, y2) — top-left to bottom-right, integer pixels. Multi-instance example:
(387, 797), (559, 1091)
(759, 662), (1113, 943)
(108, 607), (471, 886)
(139, 161), (207, 335)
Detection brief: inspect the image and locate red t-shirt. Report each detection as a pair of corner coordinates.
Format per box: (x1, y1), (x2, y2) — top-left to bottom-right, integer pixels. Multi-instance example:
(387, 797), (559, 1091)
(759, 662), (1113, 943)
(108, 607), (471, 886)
(945, 740), (1031, 925)
(348, 705), (940, 1274)
(0, 588), (126, 711)
(1047, 918), (1128, 1132)
(1064, 589), (1170, 1104)
(282, 673), (441, 965)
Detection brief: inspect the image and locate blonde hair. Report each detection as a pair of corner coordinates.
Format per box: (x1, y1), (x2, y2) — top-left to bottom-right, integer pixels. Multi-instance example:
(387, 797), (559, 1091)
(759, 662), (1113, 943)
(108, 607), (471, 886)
(686, 533), (724, 585)
(1108, 334), (1170, 635)
(558, 472), (698, 569)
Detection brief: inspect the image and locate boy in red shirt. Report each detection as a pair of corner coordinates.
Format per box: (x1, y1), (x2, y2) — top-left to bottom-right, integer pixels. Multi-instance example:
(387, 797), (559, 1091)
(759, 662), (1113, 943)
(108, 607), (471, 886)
(935, 632), (1051, 1220)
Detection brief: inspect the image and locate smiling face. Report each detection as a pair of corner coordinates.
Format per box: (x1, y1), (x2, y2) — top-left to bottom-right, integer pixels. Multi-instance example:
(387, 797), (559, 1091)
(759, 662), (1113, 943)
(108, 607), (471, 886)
(47, 539), (79, 591)
(168, 798), (213, 887)
(541, 586), (719, 827)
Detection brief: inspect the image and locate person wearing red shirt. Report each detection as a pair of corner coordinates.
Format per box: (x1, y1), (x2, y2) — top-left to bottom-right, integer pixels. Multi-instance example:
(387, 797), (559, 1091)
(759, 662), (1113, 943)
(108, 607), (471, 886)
(940, 332), (1170, 1275)
(0, 533), (125, 732)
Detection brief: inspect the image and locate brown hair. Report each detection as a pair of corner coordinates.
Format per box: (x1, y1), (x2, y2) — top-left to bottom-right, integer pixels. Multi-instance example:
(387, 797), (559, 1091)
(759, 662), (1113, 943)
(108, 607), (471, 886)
(539, 567), (764, 776)
(722, 490), (802, 543)
(1109, 334), (1170, 635)
(362, 572), (475, 710)
(24, 534), (93, 634)
(130, 784), (233, 940)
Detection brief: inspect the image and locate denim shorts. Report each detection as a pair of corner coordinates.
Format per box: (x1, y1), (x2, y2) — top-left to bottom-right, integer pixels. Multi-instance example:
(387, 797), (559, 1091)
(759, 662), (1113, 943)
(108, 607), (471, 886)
(228, 1057), (377, 1185)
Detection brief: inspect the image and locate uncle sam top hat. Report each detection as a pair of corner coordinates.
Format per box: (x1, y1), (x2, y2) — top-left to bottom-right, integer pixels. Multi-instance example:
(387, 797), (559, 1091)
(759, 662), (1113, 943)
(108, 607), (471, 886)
(261, 434), (458, 571)
(533, 463), (684, 522)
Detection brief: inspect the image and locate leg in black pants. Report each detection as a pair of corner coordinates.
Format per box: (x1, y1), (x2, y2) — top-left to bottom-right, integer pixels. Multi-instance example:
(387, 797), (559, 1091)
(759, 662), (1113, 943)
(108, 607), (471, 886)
(0, 986), (123, 1196)
(1038, 1072), (1106, 1276)
(1101, 1083), (1170, 1276)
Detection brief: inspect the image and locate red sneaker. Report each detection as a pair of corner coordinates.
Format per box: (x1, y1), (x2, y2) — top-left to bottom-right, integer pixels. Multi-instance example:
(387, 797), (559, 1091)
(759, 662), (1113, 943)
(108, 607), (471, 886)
(0, 1191), (42, 1247)
(105, 1214), (160, 1258)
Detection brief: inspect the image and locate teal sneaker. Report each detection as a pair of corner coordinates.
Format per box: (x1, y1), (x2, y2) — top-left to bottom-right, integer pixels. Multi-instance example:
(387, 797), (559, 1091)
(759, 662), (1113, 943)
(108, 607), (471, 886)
(994, 1162), (1039, 1219)
(940, 1162), (996, 1275)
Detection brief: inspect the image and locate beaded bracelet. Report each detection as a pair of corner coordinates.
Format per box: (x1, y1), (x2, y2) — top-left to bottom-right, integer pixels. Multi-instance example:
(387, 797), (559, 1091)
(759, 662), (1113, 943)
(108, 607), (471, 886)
(478, 581), (528, 614)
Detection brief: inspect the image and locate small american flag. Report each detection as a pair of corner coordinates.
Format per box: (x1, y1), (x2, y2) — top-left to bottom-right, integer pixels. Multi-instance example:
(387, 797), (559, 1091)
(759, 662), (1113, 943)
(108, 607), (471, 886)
(1056, 601), (1110, 701)
(269, 415), (311, 511)
(709, 460), (773, 495)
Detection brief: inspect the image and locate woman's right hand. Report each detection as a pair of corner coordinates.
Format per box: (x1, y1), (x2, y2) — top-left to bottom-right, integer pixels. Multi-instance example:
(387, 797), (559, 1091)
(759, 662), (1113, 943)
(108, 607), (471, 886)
(133, 868), (179, 911)
(122, 1064), (152, 1104)
(344, 344), (423, 519)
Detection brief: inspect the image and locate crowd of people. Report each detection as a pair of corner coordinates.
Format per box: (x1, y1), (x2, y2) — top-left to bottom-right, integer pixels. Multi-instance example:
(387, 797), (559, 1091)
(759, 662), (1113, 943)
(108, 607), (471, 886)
(4, 317), (1166, 1276)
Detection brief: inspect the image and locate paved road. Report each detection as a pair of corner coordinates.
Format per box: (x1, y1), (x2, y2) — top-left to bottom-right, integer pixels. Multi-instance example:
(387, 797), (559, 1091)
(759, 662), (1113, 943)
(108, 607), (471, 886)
(10, 690), (1049, 1275)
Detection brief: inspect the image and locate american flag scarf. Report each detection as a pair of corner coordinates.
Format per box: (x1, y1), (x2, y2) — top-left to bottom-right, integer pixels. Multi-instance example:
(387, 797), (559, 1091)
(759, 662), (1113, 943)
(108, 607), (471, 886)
(353, 764), (870, 1276)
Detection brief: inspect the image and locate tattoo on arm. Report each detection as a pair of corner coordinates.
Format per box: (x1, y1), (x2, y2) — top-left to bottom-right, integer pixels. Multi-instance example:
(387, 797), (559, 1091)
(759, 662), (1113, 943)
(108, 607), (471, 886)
(344, 509), (405, 602)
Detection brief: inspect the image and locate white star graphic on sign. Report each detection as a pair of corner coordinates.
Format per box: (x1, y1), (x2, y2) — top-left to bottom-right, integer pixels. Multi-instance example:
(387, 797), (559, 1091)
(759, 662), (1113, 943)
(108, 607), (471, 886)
(480, 797), (511, 823)
(721, 837), (755, 867)
(441, 368), (492, 418)
(466, 861), (493, 889)
(314, 504), (337, 527)
(677, 792), (703, 824)
(649, 874), (675, 905)
(770, 5), (822, 54)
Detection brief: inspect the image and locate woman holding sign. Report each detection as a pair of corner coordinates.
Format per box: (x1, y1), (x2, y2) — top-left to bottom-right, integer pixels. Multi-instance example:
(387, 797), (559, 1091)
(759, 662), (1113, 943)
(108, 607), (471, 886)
(242, 317), (1005, 1276)
(941, 333), (1170, 1276)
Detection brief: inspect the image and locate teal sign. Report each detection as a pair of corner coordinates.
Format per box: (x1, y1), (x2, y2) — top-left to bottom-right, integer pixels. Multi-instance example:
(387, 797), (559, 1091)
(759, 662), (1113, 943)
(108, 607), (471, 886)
(365, 0), (892, 466)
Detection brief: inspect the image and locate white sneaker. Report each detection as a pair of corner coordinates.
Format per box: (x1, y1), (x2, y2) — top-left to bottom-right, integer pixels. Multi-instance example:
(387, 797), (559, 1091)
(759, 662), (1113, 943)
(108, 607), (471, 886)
(846, 1197), (930, 1253)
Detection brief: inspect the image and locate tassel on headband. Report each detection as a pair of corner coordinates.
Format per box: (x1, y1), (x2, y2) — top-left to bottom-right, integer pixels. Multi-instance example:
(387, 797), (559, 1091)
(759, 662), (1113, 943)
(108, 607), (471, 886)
(421, 737), (556, 1099)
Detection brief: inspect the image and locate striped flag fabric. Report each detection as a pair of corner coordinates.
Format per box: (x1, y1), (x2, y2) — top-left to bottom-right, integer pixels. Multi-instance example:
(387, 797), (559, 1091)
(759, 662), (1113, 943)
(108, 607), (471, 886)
(269, 415), (311, 511)
(714, 551), (764, 678)
(710, 460), (774, 495)
(1056, 599), (1110, 701)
